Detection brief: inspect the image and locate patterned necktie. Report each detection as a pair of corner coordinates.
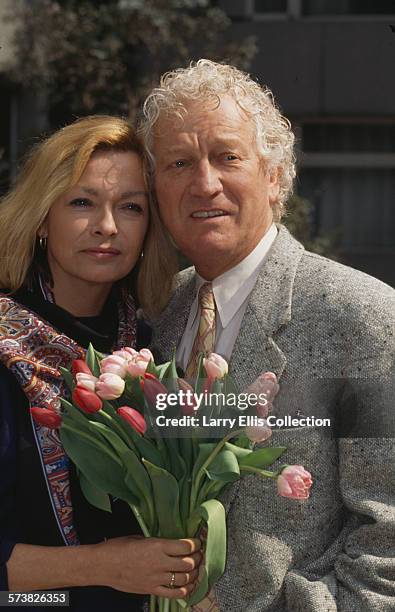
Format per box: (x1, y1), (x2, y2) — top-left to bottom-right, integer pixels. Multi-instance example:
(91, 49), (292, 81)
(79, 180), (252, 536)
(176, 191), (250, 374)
(185, 282), (216, 379)
(186, 287), (219, 611)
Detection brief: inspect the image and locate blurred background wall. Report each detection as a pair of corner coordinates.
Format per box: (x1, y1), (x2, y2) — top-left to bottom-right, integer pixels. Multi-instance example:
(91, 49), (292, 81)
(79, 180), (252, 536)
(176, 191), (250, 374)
(1, 0), (394, 285)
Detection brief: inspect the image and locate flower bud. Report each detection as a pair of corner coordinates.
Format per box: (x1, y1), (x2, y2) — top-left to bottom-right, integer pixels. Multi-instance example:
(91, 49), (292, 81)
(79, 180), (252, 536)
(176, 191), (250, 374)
(118, 406), (147, 435)
(72, 387), (102, 413)
(244, 371), (279, 403)
(178, 378), (198, 416)
(75, 372), (98, 393)
(72, 359), (92, 376)
(203, 353), (228, 380)
(30, 406), (62, 429)
(245, 420), (272, 443)
(96, 373), (125, 400)
(113, 349), (135, 361)
(277, 465), (313, 500)
(138, 348), (154, 362)
(126, 355), (150, 378)
(100, 354), (128, 378)
(142, 374), (168, 409)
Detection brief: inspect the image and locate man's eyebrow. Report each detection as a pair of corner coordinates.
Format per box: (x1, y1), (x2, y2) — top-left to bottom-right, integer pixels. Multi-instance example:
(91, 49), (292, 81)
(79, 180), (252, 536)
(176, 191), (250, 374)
(162, 137), (245, 153)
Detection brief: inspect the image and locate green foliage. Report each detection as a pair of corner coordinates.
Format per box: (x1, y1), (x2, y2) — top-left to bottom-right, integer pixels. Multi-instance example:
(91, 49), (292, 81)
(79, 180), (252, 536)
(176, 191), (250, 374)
(283, 194), (341, 260)
(8, 0), (257, 122)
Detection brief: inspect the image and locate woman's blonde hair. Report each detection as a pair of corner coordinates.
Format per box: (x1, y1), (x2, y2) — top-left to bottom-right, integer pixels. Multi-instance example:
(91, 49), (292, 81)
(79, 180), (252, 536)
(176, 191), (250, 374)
(139, 59), (296, 221)
(0, 115), (177, 317)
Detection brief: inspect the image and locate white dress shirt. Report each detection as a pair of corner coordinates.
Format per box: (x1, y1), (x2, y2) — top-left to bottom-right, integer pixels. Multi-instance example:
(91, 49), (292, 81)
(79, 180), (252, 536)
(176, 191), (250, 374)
(176, 224), (278, 371)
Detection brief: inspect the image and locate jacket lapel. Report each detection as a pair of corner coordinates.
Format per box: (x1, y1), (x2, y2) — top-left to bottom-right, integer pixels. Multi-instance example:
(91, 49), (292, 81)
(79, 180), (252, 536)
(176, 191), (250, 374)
(229, 226), (304, 389)
(150, 268), (196, 363)
(150, 226), (305, 386)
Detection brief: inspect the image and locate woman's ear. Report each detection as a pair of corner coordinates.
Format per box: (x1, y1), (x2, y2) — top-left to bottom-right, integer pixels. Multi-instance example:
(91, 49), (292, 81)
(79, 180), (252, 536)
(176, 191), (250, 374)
(37, 220), (48, 240)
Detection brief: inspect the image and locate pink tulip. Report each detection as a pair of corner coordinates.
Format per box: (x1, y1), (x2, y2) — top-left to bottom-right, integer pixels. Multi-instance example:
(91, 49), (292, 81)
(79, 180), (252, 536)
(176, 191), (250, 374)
(203, 353), (228, 380)
(277, 465), (313, 500)
(246, 420), (272, 443)
(112, 349), (136, 361)
(100, 354), (128, 378)
(72, 387), (103, 414)
(96, 373), (125, 400)
(75, 372), (98, 392)
(138, 348), (154, 362)
(178, 378), (198, 416)
(118, 406), (147, 435)
(72, 359), (92, 376)
(30, 406), (62, 428)
(256, 398), (271, 419)
(122, 347), (139, 357)
(126, 354), (151, 378)
(244, 372), (280, 403)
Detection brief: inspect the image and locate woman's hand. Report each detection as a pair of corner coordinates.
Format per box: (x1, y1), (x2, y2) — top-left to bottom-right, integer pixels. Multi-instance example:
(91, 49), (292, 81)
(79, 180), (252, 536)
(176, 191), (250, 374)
(7, 537), (202, 596)
(93, 536), (202, 598)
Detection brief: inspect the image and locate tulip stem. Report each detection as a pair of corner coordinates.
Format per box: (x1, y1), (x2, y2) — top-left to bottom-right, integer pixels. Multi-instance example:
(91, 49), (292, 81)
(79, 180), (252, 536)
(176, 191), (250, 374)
(98, 409), (132, 447)
(189, 429), (244, 514)
(128, 503), (151, 537)
(239, 465), (277, 478)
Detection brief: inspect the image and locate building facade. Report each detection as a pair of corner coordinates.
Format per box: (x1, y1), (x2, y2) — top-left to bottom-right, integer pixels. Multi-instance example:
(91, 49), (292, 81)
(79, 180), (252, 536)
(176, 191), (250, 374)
(220, 0), (395, 286)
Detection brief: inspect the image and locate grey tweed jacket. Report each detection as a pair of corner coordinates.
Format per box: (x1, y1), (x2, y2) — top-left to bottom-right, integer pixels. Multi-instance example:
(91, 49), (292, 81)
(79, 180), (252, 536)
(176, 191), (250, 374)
(150, 226), (395, 612)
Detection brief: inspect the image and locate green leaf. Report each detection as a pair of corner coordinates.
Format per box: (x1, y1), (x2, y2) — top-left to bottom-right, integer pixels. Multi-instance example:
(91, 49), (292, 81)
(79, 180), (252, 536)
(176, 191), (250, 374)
(59, 366), (75, 393)
(204, 449), (240, 483)
(239, 446), (287, 469)
(187, 500), (226, 606)
(86, 343), (101, 377)
(224, 441), (252, 460)
(60, 426), (137, 505)
(191, 442), (218, 485)
(194, 354), (206, 394)
(145, 359), (160, 377)
(160, 351), (178, 391)
(79, 470), (111, 513)
(142, 459), (184, 539)
(60, 398), (93, 428)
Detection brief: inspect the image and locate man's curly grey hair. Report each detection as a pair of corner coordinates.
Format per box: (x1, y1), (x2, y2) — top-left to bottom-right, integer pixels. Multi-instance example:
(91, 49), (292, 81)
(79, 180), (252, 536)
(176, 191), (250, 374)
(139, 59), (295, 221)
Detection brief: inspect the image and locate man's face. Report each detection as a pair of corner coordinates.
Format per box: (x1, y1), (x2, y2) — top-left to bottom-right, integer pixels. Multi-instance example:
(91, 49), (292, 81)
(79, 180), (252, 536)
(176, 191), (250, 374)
(153, 95), (279, 278)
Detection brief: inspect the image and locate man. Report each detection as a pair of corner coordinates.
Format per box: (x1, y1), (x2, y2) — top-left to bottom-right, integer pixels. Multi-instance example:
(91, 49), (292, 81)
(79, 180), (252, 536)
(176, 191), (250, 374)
(140, 60), (395, 611)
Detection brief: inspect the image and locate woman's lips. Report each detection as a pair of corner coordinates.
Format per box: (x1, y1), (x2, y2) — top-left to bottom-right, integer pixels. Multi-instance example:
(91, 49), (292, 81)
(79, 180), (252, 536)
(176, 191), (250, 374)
(82, 248), (120, 258)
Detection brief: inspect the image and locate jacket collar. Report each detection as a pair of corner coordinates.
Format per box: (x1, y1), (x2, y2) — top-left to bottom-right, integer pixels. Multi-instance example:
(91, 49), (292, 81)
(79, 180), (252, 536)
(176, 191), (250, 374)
(150, 226), (304, 388)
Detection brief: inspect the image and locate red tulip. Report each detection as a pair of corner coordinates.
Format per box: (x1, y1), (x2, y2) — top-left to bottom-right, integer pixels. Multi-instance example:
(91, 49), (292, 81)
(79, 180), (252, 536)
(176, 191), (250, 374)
(178, 378), (198, 416)
(72, 386), (102, 413)
(142, 374), (168, 409)
(72, 359), (92, 376)
(30, 407), (62, 429)
(118, 407), (147, 435)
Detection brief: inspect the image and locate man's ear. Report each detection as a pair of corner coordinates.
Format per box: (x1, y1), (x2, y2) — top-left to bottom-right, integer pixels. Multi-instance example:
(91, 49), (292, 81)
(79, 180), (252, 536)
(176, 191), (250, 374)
(268, 167), (280, 205)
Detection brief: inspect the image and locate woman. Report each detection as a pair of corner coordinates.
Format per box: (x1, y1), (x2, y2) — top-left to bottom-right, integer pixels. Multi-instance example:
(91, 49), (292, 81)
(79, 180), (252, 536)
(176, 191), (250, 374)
(0, 116), (201, 609)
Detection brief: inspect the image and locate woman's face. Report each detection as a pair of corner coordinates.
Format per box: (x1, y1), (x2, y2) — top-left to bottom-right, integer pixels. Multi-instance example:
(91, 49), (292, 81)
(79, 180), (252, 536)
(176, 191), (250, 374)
(41, 150), (148, 292)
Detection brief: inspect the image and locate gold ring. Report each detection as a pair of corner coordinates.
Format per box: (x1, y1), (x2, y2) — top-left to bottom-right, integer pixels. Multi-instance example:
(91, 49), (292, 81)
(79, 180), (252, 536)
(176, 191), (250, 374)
(169, 571), (176, 589)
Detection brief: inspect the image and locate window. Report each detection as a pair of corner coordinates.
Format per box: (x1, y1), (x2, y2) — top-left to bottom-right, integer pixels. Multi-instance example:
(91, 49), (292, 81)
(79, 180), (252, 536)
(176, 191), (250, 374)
(302, 124), (395, 153)
(254, 0), (287, 13)
(297, 122), (395, 283)
(302, 0), (395, 16)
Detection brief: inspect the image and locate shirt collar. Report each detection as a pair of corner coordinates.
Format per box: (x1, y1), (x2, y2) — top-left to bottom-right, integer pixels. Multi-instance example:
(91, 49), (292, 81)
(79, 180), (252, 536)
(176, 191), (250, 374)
(192, 223), (278, 328)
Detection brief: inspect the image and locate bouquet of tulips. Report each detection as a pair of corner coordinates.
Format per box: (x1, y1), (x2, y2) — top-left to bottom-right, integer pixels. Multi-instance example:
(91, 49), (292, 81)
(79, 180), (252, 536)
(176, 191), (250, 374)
(31, 345), (312, 612)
